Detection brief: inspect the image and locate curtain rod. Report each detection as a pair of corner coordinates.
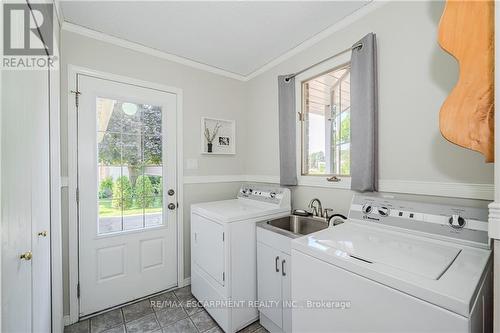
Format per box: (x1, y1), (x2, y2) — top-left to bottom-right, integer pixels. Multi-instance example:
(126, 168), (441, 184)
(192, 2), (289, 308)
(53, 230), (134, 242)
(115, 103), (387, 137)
(284, 42), (363, 82)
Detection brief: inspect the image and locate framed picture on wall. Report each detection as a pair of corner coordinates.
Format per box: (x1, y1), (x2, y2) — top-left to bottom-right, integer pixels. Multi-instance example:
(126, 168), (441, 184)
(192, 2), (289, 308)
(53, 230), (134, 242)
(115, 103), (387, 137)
(201, 117), (236, 155)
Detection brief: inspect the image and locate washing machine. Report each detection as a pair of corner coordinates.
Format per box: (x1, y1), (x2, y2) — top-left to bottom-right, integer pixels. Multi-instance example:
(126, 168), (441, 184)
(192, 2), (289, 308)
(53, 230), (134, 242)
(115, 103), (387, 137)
(191, 184), (291, 333)
(292, 194), (492, 333)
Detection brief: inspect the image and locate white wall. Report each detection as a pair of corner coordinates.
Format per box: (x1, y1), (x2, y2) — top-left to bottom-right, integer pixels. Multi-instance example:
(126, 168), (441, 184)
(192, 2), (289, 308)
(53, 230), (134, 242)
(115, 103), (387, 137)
(60, 0), (495, 318)
(60, 30), (247, 315)
(244, 1), (493, 212)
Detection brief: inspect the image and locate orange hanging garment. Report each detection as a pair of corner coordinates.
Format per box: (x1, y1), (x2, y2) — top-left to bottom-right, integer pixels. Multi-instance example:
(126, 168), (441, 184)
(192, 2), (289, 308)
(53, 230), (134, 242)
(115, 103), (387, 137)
(438, 0), (494, 162)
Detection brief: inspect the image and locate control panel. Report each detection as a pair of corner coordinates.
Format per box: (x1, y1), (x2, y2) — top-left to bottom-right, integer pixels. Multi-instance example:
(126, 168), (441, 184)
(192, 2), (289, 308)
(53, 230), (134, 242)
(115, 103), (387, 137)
(349, 194), (489, 248)
(238, 184), (291, 208)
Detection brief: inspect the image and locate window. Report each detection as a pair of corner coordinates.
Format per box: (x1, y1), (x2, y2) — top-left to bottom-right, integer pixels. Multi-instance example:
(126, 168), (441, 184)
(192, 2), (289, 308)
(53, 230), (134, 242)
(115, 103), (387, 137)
(97, 97), (163, 234)
(301, 63), (351, 177)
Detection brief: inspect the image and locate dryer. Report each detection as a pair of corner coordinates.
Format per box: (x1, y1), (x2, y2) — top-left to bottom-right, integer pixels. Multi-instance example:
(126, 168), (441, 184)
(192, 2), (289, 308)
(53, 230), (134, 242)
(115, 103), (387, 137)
(191, 184), (291, 333)
(291, 194), (492, 333)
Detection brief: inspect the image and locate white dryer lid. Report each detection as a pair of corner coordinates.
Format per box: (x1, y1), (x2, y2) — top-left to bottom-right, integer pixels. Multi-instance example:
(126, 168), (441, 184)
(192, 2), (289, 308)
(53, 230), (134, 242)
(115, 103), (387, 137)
(315, 223), (460, 280)
(191, 199), (289, 223)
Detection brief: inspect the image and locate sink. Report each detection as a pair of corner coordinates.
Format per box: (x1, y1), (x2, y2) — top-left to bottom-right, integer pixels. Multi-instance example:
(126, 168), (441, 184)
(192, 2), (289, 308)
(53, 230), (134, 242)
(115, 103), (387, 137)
(264, 215), (328, 237)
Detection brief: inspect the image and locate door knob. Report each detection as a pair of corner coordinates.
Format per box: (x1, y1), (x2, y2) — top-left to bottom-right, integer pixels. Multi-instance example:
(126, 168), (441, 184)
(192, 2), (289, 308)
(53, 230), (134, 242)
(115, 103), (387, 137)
(168, 203), (176, 210)
(38, 230), (48, 237)
(20, 251), (32, 261)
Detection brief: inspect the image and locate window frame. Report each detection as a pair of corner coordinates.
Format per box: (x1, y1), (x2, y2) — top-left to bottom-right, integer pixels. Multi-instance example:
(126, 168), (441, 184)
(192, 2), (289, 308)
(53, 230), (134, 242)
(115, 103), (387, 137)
(295, 50), (352, 189)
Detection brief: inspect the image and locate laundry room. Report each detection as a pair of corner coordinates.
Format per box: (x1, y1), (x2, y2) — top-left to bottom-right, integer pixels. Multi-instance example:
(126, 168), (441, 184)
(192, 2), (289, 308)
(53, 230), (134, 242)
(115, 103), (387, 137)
(1, 1), (497, 333)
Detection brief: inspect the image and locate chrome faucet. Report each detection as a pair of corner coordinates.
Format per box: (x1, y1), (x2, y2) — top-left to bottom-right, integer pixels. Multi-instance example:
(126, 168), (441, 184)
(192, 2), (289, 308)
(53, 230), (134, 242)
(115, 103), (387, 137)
(308, 198), (323, 217)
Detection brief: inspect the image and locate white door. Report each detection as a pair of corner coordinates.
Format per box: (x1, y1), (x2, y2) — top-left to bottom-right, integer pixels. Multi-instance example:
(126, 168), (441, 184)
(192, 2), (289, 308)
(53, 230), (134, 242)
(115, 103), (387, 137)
(77, 74), (178, 316)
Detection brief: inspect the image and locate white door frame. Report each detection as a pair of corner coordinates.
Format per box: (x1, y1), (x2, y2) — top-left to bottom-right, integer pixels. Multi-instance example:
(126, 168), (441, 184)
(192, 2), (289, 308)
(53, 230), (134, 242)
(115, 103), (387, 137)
(67, 65), (184, 324)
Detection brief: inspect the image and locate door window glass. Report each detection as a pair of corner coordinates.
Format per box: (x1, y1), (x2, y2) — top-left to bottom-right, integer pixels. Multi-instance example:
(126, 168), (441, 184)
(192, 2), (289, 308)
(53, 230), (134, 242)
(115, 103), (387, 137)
(97, 98), (163, 234)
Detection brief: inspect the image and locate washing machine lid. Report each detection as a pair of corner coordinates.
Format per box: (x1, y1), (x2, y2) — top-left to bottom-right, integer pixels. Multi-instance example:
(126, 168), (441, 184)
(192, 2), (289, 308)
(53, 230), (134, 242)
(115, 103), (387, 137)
(314, 222), (460, 280)
(192, 199), (289, 223)
(292, 222), (491, 317)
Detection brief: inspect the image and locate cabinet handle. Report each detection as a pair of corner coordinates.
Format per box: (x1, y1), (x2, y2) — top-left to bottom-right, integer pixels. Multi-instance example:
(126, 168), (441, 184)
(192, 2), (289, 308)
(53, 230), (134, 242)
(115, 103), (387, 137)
(275, 256), (280, 272)
(282, 259), (286, 276)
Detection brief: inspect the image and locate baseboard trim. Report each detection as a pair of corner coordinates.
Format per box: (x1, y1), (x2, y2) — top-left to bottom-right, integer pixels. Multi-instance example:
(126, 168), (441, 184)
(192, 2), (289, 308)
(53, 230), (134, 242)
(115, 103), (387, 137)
(183, 175), (493, 200)
(63, 315), (71, 327)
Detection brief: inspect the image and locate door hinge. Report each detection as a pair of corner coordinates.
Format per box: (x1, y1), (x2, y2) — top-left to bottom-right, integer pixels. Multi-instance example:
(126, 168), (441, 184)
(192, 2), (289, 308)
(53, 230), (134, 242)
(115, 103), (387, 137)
(76, 188), (80, 203)
(77, 283), (80, 298)
(70, 90), (81, 108)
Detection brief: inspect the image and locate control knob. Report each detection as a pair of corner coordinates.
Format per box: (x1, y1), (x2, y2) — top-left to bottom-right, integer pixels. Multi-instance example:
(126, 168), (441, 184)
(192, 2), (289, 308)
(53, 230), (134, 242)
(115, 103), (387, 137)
(448, 214), (466, 229)
(270, 192), (276, 199)
(377, 206), (390, 216)
(362, 204), (372, 214)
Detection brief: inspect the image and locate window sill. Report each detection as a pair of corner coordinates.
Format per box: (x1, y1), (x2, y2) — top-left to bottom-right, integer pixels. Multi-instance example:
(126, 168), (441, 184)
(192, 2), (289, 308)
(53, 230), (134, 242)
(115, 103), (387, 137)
(297, 175), (351, 189)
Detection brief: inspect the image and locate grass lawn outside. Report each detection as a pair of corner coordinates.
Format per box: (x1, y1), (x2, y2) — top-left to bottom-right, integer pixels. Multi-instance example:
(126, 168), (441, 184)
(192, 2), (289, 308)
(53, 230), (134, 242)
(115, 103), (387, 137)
(99, 199), (162, 217)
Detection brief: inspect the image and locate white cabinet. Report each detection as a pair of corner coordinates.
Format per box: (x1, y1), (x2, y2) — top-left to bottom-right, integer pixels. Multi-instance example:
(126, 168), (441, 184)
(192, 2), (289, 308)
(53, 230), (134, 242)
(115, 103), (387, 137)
(1, 2), (55, 330)
(2, 68), (52, 333)
(257, 243), (283, 326)
(281, 253), (292, 333)
(256, 228), (292, 333)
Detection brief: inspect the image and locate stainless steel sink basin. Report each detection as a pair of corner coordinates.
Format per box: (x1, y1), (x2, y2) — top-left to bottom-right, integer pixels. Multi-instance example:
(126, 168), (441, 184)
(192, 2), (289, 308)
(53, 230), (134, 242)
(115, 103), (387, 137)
(262, 215), (328, 237)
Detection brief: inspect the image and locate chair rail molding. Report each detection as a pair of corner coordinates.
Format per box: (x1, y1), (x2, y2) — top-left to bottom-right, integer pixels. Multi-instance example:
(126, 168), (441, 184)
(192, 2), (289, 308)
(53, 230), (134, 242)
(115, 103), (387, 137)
(488, 202), (500, 239)
(183, 175), (493, 201)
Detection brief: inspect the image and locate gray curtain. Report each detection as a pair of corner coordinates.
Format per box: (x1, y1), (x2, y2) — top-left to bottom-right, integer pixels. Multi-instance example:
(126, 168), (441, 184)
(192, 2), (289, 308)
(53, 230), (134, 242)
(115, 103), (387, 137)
(278, 75), (297, 186)
(350, 33), (378, 192)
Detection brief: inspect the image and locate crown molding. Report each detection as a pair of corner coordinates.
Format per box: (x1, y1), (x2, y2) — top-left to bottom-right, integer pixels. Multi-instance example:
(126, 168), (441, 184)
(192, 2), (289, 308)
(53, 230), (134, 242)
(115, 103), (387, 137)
(53, 0), (63, 27)
(244, 0), (386, 81)
(61, 21), (248, 81)
(60, 1), (386, 82)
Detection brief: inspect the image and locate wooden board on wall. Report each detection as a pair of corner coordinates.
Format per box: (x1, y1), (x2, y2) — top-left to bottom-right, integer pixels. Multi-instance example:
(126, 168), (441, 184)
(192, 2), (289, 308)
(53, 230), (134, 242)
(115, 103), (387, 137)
(438, 0), (494, 162)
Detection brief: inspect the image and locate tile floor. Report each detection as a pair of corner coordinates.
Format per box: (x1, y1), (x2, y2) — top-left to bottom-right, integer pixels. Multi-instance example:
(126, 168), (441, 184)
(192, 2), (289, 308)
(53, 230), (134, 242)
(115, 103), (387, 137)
(64, 285), (269, 333)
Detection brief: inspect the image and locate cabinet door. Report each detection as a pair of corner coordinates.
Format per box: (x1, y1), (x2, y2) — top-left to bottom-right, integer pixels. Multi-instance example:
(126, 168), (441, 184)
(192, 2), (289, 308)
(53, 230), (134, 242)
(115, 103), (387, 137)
(2, 66), (51, 332)
(257, 242), (282, 328)
(281, 252), (292, 333)
(192, 214), (225, 285)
